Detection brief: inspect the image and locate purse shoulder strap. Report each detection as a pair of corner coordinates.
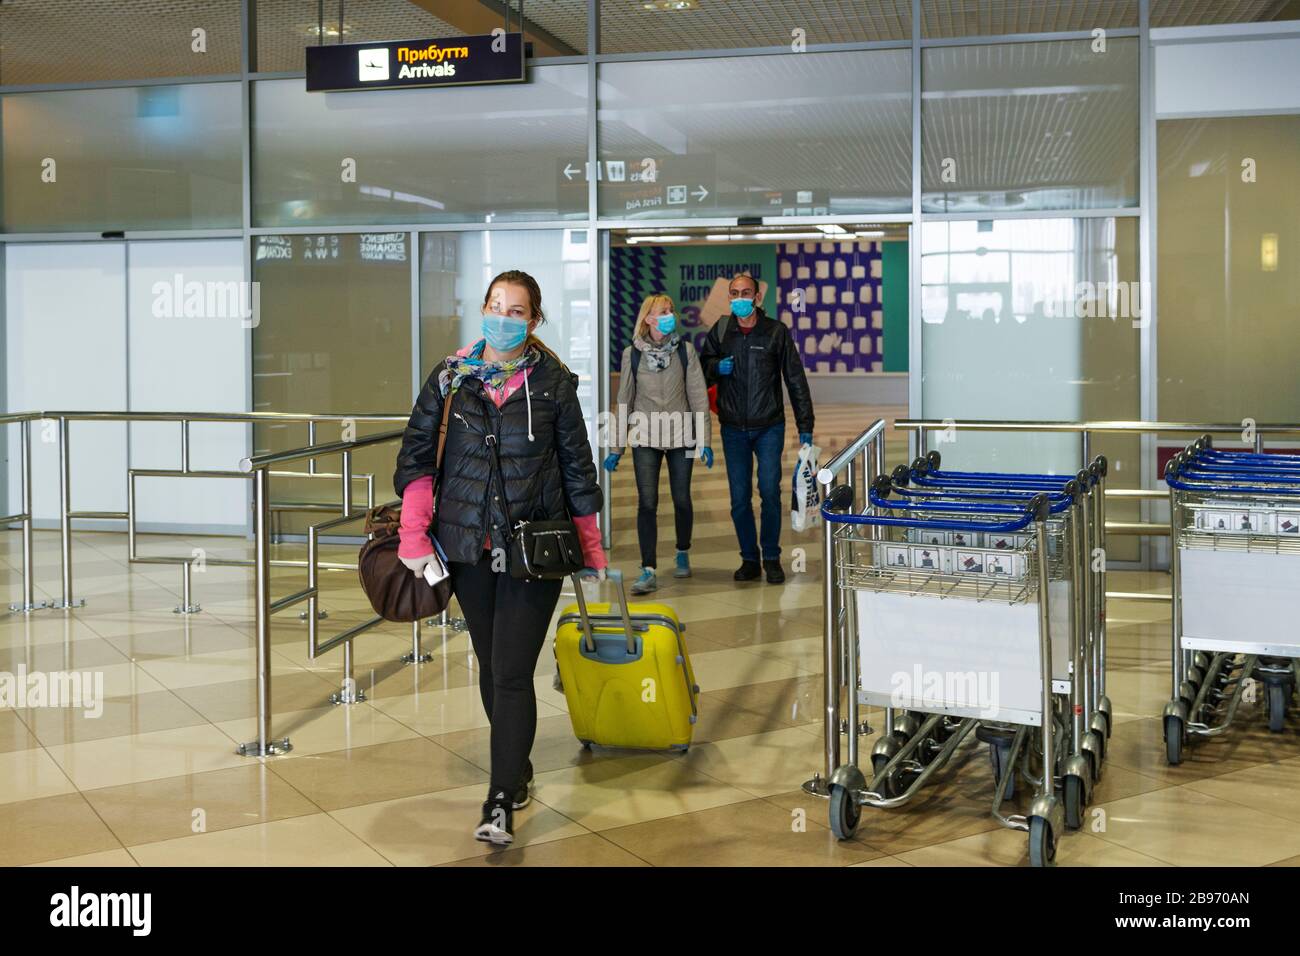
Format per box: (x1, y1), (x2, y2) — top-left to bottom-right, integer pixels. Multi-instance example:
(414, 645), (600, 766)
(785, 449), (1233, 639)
(434, 390), (450, 478)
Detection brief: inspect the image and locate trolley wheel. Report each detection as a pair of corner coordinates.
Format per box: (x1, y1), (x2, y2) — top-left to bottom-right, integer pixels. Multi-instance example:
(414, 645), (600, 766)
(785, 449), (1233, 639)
(1063, 775), (1084, 830)
(916, 735), (940, 767)
(989, 740), (1015, 800)
(870, 752), (890, 780)
(1029, 816), (1056, 868)
(1267, 683), (1289, 734)
(1097, 700), (1113, 739)
(1163, 715), (1183, 766)
(828, 784), (861, 840)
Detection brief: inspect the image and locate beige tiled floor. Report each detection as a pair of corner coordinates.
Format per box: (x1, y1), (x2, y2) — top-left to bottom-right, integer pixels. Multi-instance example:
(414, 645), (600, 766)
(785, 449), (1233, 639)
(4, 406), (1299, 867)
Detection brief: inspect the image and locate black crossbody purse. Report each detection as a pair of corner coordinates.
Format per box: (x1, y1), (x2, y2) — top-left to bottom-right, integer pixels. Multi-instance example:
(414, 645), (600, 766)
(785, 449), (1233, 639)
(487, 433), (586, 580)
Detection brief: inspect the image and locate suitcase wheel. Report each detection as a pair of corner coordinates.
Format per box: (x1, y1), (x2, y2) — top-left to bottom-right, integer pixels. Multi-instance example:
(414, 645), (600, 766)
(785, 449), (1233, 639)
(580, 740), (592, 750)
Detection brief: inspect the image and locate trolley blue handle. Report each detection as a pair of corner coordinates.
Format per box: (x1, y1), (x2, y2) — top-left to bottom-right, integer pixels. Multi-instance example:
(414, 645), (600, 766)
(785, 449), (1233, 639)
(1184, 462), (1300, 483)
(1201, 449), (1300, 468)
(911, 471), (1089, 492)
(822, 482), (1053, 532)
(1165, 473), (1300, 497)
(822, 503), (1038, 534)
(872, 487), (1075, 517)
(892, 484), (1074, 505)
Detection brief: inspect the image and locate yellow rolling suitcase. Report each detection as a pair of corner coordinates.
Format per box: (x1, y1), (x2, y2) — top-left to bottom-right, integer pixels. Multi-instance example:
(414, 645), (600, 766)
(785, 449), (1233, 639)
(554, 571), (699, 752)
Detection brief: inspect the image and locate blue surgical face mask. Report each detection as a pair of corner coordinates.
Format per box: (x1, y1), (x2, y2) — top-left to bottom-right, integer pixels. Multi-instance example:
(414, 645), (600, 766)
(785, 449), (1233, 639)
(730, 297), (755, 319)
(655, 313), (676, 334)
(482, 313), (529, 352)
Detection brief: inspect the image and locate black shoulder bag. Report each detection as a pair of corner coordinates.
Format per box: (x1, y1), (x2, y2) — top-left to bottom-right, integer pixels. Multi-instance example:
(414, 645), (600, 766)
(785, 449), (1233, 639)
(486, 432), (586, 580)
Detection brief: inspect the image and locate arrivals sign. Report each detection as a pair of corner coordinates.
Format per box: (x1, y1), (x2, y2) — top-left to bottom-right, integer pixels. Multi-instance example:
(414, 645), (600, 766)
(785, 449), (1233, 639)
(306, 33), (525, 92)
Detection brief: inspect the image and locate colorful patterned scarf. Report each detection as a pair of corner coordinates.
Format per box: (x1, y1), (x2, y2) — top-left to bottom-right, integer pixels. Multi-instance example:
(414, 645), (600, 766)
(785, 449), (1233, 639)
(439, 340), (541, 397)
(632, 332), (682, 372)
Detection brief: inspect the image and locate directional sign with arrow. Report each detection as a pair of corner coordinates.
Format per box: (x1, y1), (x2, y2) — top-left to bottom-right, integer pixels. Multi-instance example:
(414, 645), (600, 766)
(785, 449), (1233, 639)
(557, 154), (716, 215)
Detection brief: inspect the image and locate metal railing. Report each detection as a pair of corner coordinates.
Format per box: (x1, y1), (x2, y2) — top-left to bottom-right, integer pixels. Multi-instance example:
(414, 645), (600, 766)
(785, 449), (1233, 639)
(1, 409), (409, 612)
(1, 409), (472, 759)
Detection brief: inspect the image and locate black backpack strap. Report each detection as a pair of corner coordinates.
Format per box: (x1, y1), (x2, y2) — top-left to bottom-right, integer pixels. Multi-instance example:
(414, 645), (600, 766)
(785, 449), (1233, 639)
(676, 340), (689, 386)
(629, 346), (641, 377)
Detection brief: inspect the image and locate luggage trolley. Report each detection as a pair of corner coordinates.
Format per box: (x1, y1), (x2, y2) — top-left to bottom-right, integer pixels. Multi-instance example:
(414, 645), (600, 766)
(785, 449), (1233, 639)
(819, 466), (1092, 866)
(1163, 436), (1300, 763)
(904, 452), (1115, 757)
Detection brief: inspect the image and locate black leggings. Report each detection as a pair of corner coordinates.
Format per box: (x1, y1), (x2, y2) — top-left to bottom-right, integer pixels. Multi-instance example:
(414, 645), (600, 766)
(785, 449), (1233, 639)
(632, 446), (694, 569)
(450, 555), (563, 794)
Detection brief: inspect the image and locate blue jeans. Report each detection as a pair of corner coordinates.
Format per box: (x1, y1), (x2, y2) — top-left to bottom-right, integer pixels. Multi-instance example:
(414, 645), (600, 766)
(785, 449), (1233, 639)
(720, 423), (784, 562)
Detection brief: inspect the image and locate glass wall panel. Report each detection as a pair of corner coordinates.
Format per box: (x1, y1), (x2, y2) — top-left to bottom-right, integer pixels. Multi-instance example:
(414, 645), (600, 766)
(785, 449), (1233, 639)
(598, 0), (910, 53)
(0, 0), (241, 84)
(252, 67), (588, 226)
(597, 50), (911, 220)
(419, 228), (597, 431)
(2, 84), (243, 233)
(1157, 115), (1300, 424)
(919, 216), (1142, 557)
(922, 39), (1139, 213)
(252, 232), (412, 532)
(5, 243), (127, 524)
(922, 0), (1136, 37)
(1152, 0), (1300, 27)
(256, 0), (585, 72)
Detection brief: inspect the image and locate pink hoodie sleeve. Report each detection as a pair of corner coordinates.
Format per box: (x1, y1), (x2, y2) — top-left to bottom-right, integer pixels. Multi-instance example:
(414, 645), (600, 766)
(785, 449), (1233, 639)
(573, 513), (607, 570)
(397, 475), (436, 559)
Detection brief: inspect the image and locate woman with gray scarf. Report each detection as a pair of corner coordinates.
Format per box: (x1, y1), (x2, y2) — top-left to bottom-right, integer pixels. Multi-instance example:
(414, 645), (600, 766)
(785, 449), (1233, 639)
(604, 294), (713, 595)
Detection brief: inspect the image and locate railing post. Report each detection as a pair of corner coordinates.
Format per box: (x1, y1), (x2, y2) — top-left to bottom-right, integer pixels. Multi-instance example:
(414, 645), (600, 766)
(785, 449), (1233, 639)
(238, 466), (291, 757)
(402, 617), (433, 664)
(54, 416), (84, 610)
(9, 419), (45, 613)
(330, 637), (366, 705)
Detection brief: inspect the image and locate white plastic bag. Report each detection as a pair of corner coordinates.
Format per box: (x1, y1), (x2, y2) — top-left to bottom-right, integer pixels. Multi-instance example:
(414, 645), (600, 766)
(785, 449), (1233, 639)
(791, 442), (822, 533)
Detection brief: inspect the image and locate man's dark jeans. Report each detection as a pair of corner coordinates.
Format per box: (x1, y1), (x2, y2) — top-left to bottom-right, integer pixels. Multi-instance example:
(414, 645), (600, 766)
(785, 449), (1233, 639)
(720, 422), (784, 562)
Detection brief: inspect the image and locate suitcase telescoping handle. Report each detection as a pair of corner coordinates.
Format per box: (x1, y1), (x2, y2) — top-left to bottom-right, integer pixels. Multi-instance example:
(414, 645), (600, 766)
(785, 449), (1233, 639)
(569, 569), (638, 655)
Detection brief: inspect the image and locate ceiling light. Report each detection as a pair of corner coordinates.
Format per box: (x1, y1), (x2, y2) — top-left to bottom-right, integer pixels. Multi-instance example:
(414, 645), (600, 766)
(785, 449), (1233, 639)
(817, 224), (848, 235)
(753, 232), (826, 241)
(306, 22), (353, 38)
(853, 230), (885, 238)
(643, 0), (697, 9)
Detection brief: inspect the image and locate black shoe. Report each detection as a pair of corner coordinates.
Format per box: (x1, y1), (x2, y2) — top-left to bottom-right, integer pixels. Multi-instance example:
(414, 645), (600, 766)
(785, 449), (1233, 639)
(734, 560), (761, 582)
(763, 560), (786, 584)
(512, 760), (534, 810)
(474, 790), (514, 845)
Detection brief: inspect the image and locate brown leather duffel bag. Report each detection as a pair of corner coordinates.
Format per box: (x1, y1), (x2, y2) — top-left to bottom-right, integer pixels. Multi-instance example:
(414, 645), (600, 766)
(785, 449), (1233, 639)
(358, 392), (451, 622)
(358, 504), (450, 622)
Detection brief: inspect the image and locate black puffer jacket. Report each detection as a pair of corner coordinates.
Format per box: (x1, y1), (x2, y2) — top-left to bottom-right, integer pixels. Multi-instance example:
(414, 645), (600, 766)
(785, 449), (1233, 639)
(699, 307), (815, 434)
(393, 349), (602, 565)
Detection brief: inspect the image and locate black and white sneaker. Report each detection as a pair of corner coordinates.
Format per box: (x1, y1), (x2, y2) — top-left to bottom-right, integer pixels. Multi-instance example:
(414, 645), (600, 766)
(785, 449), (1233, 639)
(474, 791), (514, 845)
(513, 760), (534, 810)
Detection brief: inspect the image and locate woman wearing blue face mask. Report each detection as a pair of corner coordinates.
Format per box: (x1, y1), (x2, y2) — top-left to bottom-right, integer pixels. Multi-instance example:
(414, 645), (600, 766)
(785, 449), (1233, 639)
(605, 294), (713, 595)
(394, 270), (606, 846)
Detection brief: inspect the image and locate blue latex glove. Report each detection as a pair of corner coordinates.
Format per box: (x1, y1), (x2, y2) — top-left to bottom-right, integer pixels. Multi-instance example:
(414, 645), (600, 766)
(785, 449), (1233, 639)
(799, 432), (813, 447)
(602, 452), (621, 472)
(700, 447), (714, 469)
(717, 356), (734, 375)
(576, 567), (607, 581)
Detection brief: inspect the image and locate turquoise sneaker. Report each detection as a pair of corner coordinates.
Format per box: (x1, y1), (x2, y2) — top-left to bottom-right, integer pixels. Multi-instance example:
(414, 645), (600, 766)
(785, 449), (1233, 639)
(673, 550), (692, 579)
(630, 567), (658, 595)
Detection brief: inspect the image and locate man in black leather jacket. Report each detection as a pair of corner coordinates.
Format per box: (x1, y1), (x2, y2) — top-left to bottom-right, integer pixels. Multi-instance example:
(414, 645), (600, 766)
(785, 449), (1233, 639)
(700, 273), (815, 583)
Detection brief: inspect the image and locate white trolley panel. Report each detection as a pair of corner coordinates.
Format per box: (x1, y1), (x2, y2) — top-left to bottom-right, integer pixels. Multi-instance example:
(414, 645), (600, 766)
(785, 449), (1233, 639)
(1180, 548), (1300, 658)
